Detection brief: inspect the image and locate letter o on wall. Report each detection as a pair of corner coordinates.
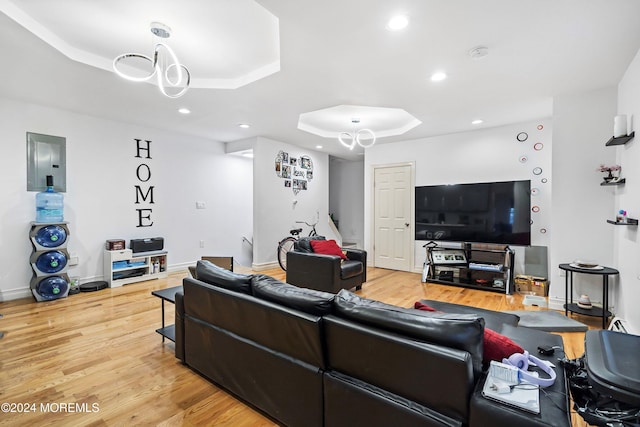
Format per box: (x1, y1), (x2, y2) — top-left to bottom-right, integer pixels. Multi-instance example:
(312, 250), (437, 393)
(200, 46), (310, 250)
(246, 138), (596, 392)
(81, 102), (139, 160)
(136, 164), (152, 182)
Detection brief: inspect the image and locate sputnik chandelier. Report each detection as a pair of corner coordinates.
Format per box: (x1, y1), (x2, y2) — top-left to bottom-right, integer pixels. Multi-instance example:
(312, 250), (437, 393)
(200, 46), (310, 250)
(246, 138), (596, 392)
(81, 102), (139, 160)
(113, 22), (191, 98)
(338, 118), (376, 150)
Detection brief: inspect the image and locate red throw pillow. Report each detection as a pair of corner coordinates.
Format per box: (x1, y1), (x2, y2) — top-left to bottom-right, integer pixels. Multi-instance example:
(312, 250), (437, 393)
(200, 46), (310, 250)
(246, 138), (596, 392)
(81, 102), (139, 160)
(413, 301), (524, 363)
(310, 239), (347, 259)
(414, 301), (439, 312)
(483, 327), (524, 363)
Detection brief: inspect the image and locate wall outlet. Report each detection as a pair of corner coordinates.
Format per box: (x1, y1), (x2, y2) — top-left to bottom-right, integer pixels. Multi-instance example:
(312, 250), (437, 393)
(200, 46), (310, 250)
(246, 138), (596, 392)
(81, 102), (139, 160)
(199, 240), (205, 248)
(196, 201), (206, 209)
(69, 256), (79, 266)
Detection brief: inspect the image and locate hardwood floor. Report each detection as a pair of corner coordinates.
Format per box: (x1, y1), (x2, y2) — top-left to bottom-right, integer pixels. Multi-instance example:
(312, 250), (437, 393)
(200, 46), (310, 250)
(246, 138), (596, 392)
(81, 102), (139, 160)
(0, 267), (600, 426)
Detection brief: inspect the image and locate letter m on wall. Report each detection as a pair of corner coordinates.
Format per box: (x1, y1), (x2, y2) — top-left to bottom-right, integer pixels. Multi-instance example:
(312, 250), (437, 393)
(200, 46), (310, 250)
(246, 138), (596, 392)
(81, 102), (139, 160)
(135, 185), (155, 204)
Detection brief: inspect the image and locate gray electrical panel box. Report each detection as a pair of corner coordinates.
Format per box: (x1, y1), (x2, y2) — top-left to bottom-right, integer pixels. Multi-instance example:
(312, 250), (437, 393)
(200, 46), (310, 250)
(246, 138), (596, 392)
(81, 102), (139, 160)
(26, 132), (67, 192)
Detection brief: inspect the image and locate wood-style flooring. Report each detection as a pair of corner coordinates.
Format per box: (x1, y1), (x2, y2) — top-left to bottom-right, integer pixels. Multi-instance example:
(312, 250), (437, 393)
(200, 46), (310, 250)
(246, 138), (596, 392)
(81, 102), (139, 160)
(0, 267), (600, 426)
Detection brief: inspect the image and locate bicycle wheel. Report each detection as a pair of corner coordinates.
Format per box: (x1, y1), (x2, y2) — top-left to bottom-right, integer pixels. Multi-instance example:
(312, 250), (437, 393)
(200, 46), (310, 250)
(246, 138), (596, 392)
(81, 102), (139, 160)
(277, 237), (297, 270)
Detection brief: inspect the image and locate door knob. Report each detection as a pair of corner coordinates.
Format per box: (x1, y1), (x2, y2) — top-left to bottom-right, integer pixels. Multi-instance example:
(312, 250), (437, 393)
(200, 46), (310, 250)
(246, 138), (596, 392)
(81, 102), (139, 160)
(405, 223), (410, 227)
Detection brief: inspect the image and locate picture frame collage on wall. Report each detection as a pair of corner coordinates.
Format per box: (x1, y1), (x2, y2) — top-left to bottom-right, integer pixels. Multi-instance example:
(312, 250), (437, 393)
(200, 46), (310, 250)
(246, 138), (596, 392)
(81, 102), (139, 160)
(275, 150), (314, 195)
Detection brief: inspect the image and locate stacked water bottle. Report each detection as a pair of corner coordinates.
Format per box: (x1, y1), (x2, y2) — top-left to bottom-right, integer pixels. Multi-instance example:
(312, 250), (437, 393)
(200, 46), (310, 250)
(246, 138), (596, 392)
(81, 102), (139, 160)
(30, 175), (71, 301)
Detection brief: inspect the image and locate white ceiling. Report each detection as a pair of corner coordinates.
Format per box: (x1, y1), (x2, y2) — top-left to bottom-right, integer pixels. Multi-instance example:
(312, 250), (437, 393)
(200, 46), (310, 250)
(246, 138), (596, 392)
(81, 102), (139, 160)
(2, 0), (640, 160)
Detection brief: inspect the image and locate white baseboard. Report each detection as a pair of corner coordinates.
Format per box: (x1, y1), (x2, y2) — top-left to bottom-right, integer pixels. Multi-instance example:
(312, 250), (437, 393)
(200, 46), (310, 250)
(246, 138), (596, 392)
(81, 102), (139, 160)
(547, 296), (565, 311)
(169, 262), (193, 272)
(252, 261), (280, 271)
(0, 287), (32, 302)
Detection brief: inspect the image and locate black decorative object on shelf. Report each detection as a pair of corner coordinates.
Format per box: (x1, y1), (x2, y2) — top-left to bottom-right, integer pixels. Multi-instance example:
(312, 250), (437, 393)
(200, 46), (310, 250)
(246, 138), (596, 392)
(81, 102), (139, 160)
(606, 218), (638, 226)
(605, 131), (635, 146)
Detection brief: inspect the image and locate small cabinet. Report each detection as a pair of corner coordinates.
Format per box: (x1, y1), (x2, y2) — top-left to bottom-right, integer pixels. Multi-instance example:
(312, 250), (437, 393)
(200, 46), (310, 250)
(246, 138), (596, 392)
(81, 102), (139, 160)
(104, 249), (168, 287)
(423, 244), (515, 294)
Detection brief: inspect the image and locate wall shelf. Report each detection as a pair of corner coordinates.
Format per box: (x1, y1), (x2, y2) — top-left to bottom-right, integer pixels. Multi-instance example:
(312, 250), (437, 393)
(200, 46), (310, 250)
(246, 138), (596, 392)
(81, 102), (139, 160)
(606, 219), (638, 226)
(605, 131), (635, 146)
(600, 178), (625, 186)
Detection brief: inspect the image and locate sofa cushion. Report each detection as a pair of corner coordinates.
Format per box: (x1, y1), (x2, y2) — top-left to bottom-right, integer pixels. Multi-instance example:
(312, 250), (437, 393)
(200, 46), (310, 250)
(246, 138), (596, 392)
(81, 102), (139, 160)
(334, 290), (485, 372)
(295, 236), (326, 253)
(310, 239), (347, 259)
(414, 300), (524, 363)
(195, 260), (252, 294)
(251, 274), (335, 316)
(418, 299), (520, 331)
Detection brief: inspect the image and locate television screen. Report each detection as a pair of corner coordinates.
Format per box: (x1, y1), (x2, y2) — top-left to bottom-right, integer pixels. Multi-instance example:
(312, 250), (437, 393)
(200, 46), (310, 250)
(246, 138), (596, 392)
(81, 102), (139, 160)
(415, 180), (531, 245)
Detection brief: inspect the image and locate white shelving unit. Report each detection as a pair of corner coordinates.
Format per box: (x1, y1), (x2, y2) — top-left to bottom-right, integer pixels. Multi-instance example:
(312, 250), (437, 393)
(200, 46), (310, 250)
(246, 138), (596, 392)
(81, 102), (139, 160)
(104, 249), (168, 287)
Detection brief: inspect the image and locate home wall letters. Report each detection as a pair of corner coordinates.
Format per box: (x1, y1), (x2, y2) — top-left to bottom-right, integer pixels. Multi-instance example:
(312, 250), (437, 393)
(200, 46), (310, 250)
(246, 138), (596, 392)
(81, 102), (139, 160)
(134, 138), (154, 227)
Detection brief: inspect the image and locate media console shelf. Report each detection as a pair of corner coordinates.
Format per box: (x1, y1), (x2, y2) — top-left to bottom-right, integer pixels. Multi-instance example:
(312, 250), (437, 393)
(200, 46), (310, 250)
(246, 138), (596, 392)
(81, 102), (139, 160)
(104, 249), (168, 287)
(423, 243), (515, 294)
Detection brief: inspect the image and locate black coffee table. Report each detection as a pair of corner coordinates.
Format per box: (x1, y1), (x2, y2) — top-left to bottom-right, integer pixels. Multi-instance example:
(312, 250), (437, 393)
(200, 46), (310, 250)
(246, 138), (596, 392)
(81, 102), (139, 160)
(151, 285), (182, 342)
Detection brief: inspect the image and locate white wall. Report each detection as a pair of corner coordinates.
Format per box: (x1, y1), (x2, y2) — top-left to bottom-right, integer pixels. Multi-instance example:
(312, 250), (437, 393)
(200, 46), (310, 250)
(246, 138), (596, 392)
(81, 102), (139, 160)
(550, 87), (618, 310)
(329, 157), (364, 248)
(252, 137), (332, 268)
(0, 97), (253, 300)
(615, 48), (640, 333)
(364, 119), (553, 274)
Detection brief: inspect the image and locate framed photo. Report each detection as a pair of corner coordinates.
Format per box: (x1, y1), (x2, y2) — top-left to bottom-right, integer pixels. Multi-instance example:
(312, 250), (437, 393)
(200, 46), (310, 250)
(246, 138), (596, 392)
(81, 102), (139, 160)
(301, 156), (311, 169)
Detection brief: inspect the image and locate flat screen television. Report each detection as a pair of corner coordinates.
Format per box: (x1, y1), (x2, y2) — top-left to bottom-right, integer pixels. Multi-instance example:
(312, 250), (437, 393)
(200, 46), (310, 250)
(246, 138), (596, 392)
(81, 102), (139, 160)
(415, 180), (531, 246)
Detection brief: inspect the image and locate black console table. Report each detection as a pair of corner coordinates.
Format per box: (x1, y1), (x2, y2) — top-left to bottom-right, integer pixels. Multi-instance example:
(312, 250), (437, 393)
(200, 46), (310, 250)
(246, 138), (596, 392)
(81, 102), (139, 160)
(559, 263), (618, 329)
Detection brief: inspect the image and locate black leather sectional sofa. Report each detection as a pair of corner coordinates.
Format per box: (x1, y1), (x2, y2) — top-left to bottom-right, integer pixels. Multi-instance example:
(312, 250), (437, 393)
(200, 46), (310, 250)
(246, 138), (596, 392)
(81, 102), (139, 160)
(174, 261), (570, 427)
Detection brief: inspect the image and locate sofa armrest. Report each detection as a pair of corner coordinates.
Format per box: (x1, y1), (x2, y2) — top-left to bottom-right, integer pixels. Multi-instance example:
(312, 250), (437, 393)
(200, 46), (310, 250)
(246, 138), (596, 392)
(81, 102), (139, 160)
(469, 324), (570, 427)
(345, 249), (367, 282)
(286, 250), (342, 293)
(175, 291), (185, 362)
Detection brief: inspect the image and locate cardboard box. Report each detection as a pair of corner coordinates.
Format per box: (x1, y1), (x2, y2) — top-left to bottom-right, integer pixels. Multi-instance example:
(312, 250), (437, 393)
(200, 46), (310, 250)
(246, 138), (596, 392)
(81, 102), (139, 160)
(530, 277), (549, 297)
(515, 275), (532, 294)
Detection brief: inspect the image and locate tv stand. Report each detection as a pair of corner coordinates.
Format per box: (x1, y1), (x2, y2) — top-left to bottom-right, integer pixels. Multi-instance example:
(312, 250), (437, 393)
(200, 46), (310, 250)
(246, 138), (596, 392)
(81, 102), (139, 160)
(423, 242), (515, 294)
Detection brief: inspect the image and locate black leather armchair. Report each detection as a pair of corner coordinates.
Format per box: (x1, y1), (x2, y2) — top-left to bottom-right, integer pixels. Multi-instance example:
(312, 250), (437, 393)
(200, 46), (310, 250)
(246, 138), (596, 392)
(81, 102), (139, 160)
(286, 237), (367, 293)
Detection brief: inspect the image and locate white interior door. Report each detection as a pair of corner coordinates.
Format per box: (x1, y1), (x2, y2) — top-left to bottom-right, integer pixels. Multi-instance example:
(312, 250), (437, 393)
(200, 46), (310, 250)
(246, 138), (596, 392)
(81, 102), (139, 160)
(374, 164), (412, 271)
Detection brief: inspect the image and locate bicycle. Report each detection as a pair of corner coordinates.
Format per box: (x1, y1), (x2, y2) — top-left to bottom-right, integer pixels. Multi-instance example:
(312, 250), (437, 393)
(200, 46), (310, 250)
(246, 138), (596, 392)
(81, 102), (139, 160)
(277, 220), (318, 271)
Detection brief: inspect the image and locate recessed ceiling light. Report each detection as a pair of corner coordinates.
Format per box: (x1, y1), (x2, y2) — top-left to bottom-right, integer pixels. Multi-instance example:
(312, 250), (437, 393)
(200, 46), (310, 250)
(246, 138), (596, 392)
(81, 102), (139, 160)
(430, 72), (447, 82)
(316, 145), (323, 149)
(178, 108), (191, 114)
(471, 119), (484, 125)
(238, 123), (250, 129)
(387, 15), (408, 31)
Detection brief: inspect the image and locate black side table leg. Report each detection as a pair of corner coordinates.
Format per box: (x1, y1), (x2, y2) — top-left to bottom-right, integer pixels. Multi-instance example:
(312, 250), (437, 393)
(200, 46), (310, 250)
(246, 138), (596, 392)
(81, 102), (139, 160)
(602, 276), (608, 329)
(161, 301), (166, 343)
(564, 273), (569, 316)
